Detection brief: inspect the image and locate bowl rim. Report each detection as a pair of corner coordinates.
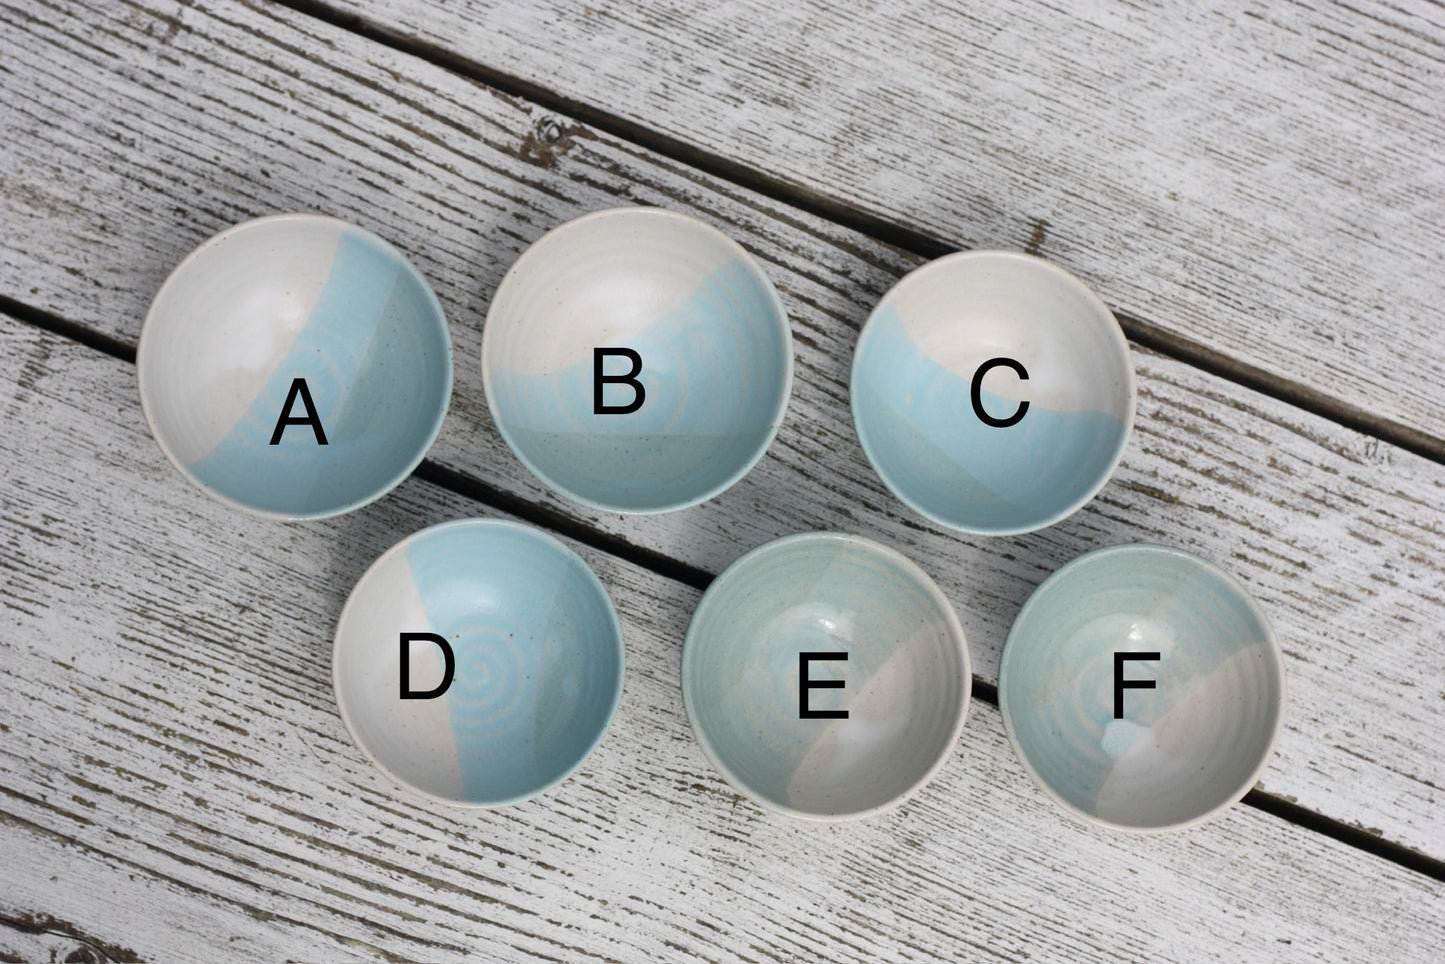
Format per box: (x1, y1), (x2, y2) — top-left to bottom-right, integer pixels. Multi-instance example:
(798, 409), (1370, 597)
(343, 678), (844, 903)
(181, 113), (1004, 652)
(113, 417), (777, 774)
(331, 517), (626, 809)
(681, 530), (972, 822)
(136, 212), (453, 521)
(479, 205), (794, 515)
(998, 542), (1288, 834)
(849, 248), (1137, 537)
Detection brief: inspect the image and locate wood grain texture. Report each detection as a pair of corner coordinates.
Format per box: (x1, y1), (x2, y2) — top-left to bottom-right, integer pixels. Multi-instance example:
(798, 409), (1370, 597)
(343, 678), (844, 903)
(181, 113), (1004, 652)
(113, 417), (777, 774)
(1, 0), (1440, 858)
(2, 313), (1443, 962)
(323, 0), (1445, 451)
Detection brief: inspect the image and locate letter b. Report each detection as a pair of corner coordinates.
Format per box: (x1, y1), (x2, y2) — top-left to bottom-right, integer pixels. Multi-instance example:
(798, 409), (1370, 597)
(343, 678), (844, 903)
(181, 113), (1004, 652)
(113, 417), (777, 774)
(593, 348), (645, 414)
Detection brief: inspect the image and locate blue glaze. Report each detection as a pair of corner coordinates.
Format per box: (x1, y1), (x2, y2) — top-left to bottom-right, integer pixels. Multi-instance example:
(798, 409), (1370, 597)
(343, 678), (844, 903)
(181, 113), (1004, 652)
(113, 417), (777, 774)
(404, 522), (623, 806)
(999, 544), (1285, 832)
(188, 229), (451, 517)
(683, 532), (970, 820)
(490, 260), (790, 512)
(853, 305), (1126, 534)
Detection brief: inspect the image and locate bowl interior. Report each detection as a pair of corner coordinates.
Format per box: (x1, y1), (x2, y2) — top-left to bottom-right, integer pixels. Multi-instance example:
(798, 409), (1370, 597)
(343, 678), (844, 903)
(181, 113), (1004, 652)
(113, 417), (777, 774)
(683, 533), (969, 819)
(483, 208), (791, 513)
(138, 215), (451, 519)
(334, 520), (623, 806)
(852, 251), (1133, 535)
(1000, 545), (1284, 831)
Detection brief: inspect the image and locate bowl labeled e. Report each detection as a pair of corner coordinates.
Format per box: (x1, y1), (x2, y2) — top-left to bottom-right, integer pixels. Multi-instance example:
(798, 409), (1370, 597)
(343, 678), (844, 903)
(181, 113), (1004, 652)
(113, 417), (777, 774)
(851, 250), (1135, 536)
(682, 532), (971, 820)
(999, 543), (1286, 832)
(137, 214), (453, 520)
(482, 207), (793, 514)
(332, 519), (625, 807)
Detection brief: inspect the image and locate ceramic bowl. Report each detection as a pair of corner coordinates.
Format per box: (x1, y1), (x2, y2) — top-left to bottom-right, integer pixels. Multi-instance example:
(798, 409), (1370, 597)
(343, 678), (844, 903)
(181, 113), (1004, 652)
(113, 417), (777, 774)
(137, 214), (452, 520)
(332, 519), (624, 807)
(682, 532), (970, 820)
(999, 544), (1286, 832)
(851, 250), (1134, 536)
(481, 207), (793, 514)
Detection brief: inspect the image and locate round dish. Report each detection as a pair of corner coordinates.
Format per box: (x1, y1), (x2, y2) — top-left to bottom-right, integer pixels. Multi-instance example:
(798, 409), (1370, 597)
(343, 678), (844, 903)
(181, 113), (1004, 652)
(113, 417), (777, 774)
(138, 214), (452, 520)
(851, 250), (1134, 535)
(482, 207), (793, 514)
(999, 543), (1286, 832)
(682, 532), (970, 820)
(333, 520), (624, 807)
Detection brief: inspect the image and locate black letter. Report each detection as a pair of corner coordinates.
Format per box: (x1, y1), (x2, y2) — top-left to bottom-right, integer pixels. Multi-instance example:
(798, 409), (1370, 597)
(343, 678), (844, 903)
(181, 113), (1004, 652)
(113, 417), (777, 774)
(970, 357), (1029, 427)
(400, 632), (455, 699)
(593, 348), (646, 414)
(1114, 651), (1160, 718)
(269, 377), (329, 444)
(800, 652), (849, 719)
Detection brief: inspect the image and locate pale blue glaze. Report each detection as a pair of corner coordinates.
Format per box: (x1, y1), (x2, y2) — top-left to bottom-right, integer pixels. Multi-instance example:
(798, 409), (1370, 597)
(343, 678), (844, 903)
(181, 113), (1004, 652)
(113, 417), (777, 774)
(999, 544), (1285, 832)
(404, 521), (623, 806)
(682, 532), (970, 820)
(490, 260), (790, 512)
(188, 228), (451, 517)
(853, 305), (1127, 534)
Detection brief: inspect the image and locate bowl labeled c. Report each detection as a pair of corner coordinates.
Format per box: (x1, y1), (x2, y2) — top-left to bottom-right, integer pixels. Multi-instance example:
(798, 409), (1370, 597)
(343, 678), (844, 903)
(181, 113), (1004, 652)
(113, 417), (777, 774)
(851, 250), (1135, 536)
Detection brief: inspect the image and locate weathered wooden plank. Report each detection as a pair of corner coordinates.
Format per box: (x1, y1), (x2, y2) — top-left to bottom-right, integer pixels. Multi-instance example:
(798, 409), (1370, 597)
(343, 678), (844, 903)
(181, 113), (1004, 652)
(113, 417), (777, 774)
(323, 0), (1445, 451)
(1, 0), (1440, 857)
(2, 313), (1443, 962)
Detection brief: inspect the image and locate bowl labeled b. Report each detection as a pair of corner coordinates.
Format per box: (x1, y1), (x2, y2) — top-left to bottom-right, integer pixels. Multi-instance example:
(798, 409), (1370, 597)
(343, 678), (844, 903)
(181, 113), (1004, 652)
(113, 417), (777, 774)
(482, 207), (794, 514)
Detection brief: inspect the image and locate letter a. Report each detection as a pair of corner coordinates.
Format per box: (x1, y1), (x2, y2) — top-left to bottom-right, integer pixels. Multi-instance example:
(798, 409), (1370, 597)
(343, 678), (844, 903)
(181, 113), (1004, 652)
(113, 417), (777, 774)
(270, 377), (329, 445)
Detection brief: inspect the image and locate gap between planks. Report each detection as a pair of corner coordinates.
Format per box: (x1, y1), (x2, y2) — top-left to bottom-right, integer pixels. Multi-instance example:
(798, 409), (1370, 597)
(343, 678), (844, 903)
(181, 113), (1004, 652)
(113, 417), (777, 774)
(4, 296), (1441, 886)
(278, 0), (1445, 468)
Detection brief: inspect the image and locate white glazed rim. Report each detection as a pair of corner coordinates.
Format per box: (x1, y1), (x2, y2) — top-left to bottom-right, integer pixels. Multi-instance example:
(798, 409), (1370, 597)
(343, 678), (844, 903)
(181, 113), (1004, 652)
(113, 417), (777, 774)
(330, 518), (626, 809)
(136, 212), (454, 522)
(681, 531), (972, 822)
(479, 206), (794, 515)
(998, 542), (1288, 834)
(850, 249), (1137, 537)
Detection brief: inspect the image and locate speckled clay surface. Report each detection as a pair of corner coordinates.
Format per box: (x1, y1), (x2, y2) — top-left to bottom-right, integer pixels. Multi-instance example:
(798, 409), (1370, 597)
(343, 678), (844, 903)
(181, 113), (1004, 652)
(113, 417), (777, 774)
(482, 207), (793, 514)
(137, 214), (452, 520)
(851, 250), (1134, 536)
(333, 519), (624, 808)
(682, 532), (971, 820)
(1000, 544), (1286, 832)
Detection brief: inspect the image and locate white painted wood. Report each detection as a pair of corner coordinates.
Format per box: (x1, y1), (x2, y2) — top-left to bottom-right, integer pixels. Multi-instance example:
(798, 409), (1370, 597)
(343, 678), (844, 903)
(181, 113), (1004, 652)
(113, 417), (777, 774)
(327, 0), (1445, 449)
(0, 0), (1440, 857)
(2, 314), (1442, 961)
